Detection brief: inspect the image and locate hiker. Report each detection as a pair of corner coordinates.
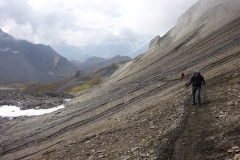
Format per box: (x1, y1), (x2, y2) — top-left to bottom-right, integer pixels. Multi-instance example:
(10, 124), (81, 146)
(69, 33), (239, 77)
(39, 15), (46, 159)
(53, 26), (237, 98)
(186, 70), (206, 106)
(181, 72), (184, 80)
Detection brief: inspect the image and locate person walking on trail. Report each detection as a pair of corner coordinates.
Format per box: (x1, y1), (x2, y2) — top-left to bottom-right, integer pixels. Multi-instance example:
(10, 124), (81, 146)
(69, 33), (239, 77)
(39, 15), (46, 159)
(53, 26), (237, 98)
(186, 70), (206, 106)
(181, 72), (184, 80)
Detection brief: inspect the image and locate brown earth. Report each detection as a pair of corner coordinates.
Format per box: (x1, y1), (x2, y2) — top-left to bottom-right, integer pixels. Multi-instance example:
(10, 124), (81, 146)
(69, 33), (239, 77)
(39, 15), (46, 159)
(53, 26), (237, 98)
(0, 15), (240, 160)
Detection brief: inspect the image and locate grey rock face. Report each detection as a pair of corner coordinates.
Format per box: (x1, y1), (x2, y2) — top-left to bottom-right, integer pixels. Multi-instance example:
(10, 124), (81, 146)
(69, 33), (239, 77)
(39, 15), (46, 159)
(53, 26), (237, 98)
(148, 35), (161, 51)
(169, 0), (240, 43)
(0, 29), (79, 85)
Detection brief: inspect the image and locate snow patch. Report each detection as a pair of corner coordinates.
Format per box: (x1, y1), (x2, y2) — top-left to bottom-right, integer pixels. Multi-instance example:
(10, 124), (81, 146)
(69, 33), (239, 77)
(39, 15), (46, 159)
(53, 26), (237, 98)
(12, 51), (20, 54)
(0, 47), (20, 54)
(0, 105), (65, 119)
(0, 47), (10, 52)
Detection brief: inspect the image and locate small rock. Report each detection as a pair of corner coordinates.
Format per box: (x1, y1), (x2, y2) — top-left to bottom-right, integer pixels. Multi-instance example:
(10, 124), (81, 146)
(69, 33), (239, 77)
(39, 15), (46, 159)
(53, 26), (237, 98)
(121, 156), (131, 160)
(140, 153), (148, 157)
(87, 156), (94, 160)
(150, 126), (155, 129)
(98, 155), (104, 158)
(206, 136), (215, 141)
(219, 115), (226, 118)
(234, 154), (240, 160)
(227, 101), (235, 106)
(131, 147), (141, 152)
(232, 146), (240, 150)
(228, 149), (235, 153)
(149, 149), (155, 154)
(97, 149), (106, 153)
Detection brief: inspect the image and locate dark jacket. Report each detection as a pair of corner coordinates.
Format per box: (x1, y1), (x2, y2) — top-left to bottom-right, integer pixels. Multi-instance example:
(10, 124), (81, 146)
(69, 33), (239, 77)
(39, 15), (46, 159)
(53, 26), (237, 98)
(187, 75), (206, 87)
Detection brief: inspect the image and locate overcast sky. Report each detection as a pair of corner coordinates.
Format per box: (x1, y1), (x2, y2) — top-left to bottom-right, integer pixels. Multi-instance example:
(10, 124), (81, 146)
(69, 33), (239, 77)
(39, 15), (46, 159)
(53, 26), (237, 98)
(0, 0), (198, 47)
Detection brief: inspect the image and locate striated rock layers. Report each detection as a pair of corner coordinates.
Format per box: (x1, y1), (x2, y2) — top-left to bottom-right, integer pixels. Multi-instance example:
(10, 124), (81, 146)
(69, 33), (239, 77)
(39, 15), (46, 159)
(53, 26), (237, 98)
(147, 0), (240, 52)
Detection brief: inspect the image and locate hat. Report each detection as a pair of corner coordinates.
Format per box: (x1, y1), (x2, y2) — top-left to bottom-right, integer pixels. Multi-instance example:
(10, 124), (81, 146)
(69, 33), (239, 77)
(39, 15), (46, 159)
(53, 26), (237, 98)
(194, 70), (199, 73)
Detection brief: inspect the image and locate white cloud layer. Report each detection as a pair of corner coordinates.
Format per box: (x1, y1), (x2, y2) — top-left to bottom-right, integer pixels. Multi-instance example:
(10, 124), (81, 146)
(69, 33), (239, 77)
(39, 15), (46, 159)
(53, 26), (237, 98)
(0, 0), (198, 47)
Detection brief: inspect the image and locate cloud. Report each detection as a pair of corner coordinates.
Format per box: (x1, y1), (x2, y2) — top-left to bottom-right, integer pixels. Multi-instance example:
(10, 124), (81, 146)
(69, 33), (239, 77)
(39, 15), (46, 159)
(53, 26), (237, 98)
(0, 0), (198, 47)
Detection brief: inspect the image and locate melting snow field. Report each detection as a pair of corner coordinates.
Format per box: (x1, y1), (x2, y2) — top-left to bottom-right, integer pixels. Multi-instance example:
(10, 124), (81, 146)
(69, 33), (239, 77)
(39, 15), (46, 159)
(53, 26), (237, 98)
(0, 105), (65, 119)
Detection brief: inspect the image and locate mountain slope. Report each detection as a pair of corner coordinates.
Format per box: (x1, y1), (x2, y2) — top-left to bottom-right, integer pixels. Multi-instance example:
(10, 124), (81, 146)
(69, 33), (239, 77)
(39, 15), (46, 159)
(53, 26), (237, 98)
(1, 0), (240, 159)
(91, 63), (119, 78)
(0, 29), (78, 84)
(73, 55), (131, 74)
(146, 0), (240, 53)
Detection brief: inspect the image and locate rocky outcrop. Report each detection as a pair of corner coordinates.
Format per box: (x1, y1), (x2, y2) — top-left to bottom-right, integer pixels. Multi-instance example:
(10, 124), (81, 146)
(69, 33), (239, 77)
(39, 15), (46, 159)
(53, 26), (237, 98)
(144, 0), (240, 55)
(169, 0), (240, 43)
(148, 35), (161, 51)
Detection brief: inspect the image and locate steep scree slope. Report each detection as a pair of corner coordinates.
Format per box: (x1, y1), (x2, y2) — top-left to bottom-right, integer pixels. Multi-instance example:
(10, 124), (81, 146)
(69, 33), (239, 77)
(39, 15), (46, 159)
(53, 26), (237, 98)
(1, 2), (240, 160)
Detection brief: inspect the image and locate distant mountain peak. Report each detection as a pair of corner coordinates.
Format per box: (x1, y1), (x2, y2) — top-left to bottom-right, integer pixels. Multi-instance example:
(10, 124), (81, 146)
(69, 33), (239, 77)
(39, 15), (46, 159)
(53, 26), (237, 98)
(0, 28), (14, 40)
(0, 29), (78, 84)
(0, 28), (5, 36)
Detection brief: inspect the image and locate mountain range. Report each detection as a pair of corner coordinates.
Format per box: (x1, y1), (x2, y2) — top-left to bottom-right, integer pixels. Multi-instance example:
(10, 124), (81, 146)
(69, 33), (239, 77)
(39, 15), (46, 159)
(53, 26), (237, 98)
(72, 55), (131, 74)
(0, 29), (131, 85)
(52, 41), (148, 62)
(0, 29), (78, 84)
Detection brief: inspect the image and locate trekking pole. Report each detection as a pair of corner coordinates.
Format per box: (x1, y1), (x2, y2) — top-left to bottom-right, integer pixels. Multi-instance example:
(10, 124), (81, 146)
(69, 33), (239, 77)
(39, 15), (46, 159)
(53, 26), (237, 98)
(185, 83), (189, 96)
(201, 86), (205, 103)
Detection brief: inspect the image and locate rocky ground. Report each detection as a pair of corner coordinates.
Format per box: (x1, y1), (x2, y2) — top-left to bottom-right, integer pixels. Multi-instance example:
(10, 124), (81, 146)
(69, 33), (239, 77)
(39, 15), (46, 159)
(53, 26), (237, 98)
(1, 70), (239, 160)
(0, 91), (74, 110)
(40, 68), (240, 160)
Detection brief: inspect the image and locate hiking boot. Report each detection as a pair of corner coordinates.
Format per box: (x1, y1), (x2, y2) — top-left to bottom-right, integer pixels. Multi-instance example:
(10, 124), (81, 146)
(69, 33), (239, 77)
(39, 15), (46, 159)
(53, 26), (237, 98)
(198, 104), (201, 106)
(192, 103), (195, 105)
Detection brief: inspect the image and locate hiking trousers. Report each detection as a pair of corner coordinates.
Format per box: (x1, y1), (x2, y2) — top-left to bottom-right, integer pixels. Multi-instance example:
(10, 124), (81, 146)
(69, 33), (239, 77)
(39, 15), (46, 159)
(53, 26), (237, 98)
(192, 86), (201, 105)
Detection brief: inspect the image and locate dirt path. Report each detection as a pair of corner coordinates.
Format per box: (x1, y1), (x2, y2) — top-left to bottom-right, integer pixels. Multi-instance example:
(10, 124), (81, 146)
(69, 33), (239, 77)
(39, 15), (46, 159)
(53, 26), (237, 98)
(172, 88), (212, 160)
